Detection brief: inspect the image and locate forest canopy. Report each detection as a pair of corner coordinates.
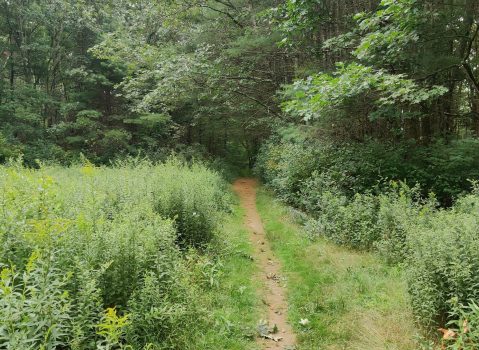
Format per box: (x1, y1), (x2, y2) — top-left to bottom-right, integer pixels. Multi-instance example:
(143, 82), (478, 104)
(0, 0), (478, 193)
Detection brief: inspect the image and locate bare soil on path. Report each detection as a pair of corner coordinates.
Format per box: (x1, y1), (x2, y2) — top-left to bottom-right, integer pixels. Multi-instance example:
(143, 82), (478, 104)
(233, 178), (296, 350)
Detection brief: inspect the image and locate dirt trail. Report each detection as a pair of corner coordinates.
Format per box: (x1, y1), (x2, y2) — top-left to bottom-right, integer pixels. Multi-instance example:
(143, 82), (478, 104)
(233, 178), (296, 350)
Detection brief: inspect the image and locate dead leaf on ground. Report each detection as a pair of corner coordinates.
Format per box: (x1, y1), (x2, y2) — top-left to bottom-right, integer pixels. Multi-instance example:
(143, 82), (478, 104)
(266, 272), (281, 282)
(257, 320), (283, 342)
(261, 334), (283, 342)
(463, 319), (469, 334)
(438, 328), (457, 340)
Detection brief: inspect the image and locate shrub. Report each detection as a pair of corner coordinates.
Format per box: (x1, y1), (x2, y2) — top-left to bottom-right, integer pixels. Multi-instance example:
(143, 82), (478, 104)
(256, 132), (479, 206)
(151, 159), (229, 248)
(315, 191), (380, 250)
(0, 158), (229, 349)
(125, 271), (197, 349)
(255, 140), (321, 207)
(257, 132), (479, 333)
(0, 252), (75, 350)
(407, 208), (479, 328)
(374, 184), (435, 264)
(312, 184), (479, 331)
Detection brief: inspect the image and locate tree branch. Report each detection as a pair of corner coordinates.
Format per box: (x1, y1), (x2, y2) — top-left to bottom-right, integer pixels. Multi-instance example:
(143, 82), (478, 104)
(232, 89), (280, 116)
(461, 23), (479, 93)
(211, 0), (237, 10)
(197, 3), (244, 28)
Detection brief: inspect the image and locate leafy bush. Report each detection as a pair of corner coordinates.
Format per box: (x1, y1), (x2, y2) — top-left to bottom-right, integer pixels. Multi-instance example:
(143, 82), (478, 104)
(257, 132), (479, 334)
(314, 191), (379, 250)
(311, 184), (479, 332)
(373, 184), (436, 264)
(407, 205), (479, 328)
(126, 271), (198, 349)
(255, 139), (321, 207)
(0, 158), (229, 349)
(0, 252), (77, 349)
(152, 159), (230, 248)
(256, 133), (479, 206)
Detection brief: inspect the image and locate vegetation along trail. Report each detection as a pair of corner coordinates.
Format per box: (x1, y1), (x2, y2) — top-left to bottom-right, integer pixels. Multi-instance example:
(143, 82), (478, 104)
(2, 0), (479, 348)
(233, 178), (296, 349)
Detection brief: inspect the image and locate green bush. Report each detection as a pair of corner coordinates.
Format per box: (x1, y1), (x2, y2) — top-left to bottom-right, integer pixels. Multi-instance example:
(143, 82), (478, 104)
(373, 184), (436, 264)
(126, 271), (198, 349)
(0, 158), (229, 349)
(255, 140), (321, 207)
(407, 206), (479, 328)
(256, 133), (479, 206)
(257, 133), (479, 334)
(314, 191), (380, 250)
(151, 159), (230, 248)
(0, 252), (77, 349)
(312, 184), (479, 332)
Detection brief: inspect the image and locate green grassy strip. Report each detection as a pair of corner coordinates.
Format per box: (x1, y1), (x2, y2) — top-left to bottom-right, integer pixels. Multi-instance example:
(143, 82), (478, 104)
(256, 189), (417, 350)
(194, 195), (260, 349)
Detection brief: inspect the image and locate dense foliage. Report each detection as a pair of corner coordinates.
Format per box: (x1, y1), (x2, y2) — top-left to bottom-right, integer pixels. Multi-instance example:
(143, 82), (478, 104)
(0, 0), (290, 167)
(1, 0), (478, 166)
(2, 0), (479, 186)
(256, 2), (479, 345)
(2, 0), (479, 348)
(256, 131), (479, 205)
(256, 135), (479, 346)
(0, 159), (231, 349)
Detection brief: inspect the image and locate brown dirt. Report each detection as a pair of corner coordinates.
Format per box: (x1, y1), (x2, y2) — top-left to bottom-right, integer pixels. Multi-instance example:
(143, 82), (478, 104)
(233, 178), (296, 350)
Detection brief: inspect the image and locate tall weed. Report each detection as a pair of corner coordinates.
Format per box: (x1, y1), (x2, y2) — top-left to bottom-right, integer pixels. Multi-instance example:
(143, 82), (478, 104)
(0, 158), (229, 349)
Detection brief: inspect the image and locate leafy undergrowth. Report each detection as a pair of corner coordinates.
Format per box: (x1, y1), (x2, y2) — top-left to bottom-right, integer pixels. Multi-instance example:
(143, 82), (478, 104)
(0, 159), (258, 349)
(256, 189), (417, 350)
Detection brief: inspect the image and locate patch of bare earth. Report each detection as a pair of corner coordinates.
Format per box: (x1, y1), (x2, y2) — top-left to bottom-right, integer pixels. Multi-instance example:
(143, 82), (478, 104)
(233, 178), (296, 350)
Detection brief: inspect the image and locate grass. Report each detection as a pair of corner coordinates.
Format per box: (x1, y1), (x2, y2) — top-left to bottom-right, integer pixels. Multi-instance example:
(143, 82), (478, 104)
(256, 189), (418, 350)
(194, 194), (260, 349)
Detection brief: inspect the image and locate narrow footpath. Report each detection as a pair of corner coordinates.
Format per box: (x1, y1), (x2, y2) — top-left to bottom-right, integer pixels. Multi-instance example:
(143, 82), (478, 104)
(233, 178), (296, 350)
